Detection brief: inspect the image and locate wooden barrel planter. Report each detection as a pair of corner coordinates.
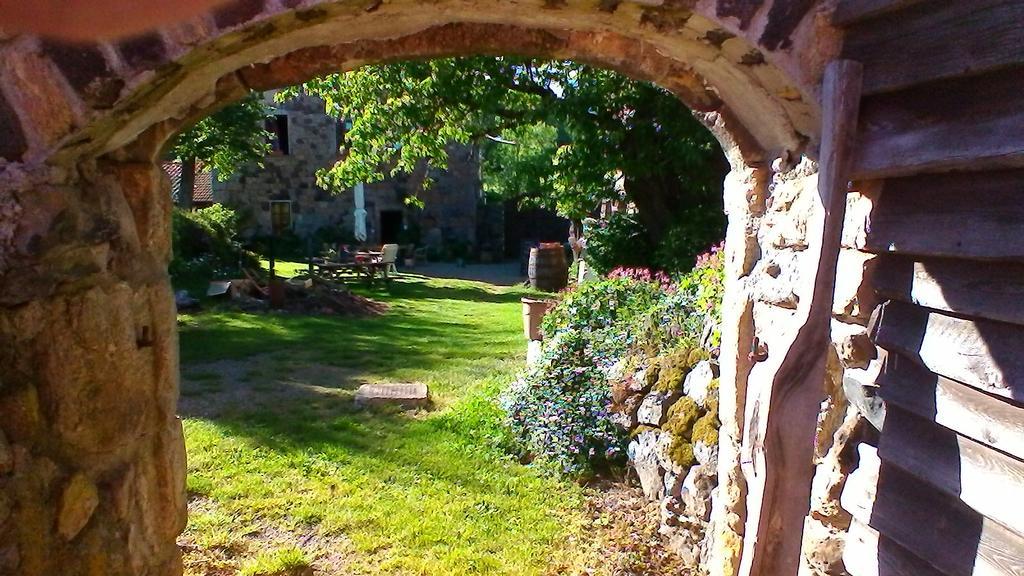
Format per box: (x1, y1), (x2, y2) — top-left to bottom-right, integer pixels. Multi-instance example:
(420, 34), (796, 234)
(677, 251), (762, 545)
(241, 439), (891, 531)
(528, 243), (568, 292)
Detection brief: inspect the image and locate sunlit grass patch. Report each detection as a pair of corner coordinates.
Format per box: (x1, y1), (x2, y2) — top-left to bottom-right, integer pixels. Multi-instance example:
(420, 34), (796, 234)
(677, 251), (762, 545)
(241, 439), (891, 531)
(178, 270), (596, 575)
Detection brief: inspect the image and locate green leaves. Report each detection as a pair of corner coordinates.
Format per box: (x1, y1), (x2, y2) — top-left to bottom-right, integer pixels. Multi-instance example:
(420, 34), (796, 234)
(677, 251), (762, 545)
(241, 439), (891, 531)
(170, 92), (273, 180)
(290, 57), (725, 269)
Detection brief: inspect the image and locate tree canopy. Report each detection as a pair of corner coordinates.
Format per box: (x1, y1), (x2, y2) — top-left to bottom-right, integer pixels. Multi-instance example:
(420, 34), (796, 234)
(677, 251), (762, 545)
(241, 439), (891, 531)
(169, 92), (272, 208)
(284, 58), (728, 271)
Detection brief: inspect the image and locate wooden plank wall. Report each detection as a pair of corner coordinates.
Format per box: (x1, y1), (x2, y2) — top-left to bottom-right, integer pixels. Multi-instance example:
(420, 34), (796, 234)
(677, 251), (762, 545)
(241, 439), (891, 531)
(832, 1), (1024, 574)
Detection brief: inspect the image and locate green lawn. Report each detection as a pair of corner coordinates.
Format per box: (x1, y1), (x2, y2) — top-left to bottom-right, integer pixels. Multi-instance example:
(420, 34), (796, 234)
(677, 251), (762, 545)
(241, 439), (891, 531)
(176, 271), (601, 575)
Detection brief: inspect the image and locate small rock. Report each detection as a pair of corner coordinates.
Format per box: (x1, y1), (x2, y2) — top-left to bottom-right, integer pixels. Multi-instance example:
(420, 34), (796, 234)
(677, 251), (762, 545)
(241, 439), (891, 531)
(0, 430), (11, 475)
(830, 320), (876, 370)
(603, 359), (627, 381)
(627, 368), (650, 394)
(683, 361), (717, 407)
(681, 464), (716, 521)
(58, 473), (99, 540)
(664, 468), (684, 499)
(694, 440), (719, 469)
(526, 340), (543, 366)
(611, 394), (643, 430)
(660, 496), (683, 529)
(637, 391), (680, 426)
(802, 518), (848, 575)
(655, 431), (684, 475)
(627, 430), (664, 501)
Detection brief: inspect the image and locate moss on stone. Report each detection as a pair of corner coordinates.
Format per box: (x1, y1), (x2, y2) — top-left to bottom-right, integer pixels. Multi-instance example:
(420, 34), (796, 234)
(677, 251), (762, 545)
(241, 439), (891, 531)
(645, 357), (662, 389)
(704, 378), (720, 415)
(687, 347), (710, 367)
(664, 396), (704, 467)
(670, 439), (695, 469)
(692, 411), (721, 447)
(654, 348), (690, 393)
(664, 397), (701, 438)
(630, 424), (658, 439)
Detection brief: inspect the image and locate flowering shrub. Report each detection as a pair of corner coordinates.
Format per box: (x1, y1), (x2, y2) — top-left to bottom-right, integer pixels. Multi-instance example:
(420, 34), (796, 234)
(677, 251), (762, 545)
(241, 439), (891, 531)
(501, 243), (727, 477)
(675, 242), (725, 348)
(501, 331), (625, 476)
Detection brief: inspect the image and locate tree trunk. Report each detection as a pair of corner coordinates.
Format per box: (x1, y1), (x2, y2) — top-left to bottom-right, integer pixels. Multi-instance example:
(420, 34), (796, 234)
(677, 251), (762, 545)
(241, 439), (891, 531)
(178, 157), (196, 210)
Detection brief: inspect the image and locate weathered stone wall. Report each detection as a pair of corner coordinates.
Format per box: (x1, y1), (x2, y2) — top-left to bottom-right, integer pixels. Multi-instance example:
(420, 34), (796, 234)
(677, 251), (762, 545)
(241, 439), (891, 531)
(709, 156), (878, 576)
(0, 161), (186, 575)
(616, 356), (722, 574)
(214, 93), (484, 246)
(0, 1), (843, 575)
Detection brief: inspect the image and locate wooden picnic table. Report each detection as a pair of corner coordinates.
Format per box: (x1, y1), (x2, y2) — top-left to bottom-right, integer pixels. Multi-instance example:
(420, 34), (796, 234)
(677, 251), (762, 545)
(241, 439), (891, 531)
(308, 257), (391, 285)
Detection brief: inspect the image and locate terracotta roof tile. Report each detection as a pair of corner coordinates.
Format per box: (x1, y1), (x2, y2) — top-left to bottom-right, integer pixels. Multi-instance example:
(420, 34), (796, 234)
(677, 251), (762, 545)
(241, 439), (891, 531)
(161, 160), (214, 204)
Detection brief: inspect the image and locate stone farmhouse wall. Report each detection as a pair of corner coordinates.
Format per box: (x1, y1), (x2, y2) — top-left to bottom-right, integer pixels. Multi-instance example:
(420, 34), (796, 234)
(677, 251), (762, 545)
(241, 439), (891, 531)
(213, 92), (486, 248)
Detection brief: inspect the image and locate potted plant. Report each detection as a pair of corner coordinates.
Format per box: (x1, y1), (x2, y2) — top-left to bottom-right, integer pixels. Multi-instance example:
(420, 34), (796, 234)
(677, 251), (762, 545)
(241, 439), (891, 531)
(521, 297), (557, 341)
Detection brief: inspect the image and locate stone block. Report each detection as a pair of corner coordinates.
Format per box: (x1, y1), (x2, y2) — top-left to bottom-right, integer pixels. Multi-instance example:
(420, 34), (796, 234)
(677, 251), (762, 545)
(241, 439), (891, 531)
(355, 383), (430, 409)
(627, 430), (664, 501)
(58, 473), (99, 540)
(684, 361), (718, 407)
(637, 391), (680, 427)
(830, 320), (876, 370)
(694, 440), (719, 469)
(681, 464), (716, 521)
(832, 250), (878, 323)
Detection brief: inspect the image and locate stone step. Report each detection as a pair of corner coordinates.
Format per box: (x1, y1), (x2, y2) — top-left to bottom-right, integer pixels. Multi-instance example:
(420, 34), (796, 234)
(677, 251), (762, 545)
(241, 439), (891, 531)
(354, 383), (429, 409)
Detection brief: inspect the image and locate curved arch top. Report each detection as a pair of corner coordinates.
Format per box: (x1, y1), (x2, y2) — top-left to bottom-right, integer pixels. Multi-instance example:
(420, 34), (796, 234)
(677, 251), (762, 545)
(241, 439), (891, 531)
(0, 0), (840, 170)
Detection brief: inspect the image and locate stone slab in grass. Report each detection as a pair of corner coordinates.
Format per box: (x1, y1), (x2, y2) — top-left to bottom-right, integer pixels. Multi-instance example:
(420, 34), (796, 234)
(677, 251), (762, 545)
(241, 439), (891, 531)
(355, 382), (429, 409)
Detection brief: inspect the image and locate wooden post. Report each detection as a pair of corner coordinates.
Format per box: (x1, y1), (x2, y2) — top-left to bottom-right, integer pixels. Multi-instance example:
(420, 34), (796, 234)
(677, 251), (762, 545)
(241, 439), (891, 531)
(737, 59), (863, 576)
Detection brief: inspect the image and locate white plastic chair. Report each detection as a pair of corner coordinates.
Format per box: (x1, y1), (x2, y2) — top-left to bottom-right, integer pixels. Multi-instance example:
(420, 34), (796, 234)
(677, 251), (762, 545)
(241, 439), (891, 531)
(379, 244), (400, 276)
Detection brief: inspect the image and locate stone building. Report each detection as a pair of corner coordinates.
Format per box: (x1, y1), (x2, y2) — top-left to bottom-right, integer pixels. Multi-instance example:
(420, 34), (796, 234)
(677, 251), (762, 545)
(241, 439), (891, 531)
(211, 91), (492, 252)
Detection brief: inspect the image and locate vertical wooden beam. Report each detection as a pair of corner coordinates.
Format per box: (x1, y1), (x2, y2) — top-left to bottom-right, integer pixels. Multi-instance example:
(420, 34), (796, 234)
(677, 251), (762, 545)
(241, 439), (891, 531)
(738, 59), (864, 576)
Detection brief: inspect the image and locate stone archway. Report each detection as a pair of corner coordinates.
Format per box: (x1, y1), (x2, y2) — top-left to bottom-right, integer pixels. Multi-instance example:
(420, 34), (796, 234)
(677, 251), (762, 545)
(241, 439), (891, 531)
(0, 2), (844, 575)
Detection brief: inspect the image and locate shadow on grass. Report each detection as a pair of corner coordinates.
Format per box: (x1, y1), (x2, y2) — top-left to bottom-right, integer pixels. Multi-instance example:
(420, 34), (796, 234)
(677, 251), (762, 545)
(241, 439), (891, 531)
(178, 277), (530, 366)
(182, 372), (519, 497)
(360, 274), (537, 304)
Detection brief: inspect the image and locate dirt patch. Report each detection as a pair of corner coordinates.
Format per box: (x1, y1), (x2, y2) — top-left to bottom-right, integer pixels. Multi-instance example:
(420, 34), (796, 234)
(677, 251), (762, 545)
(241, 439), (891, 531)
(226, 277), (389, 317)
(561, 481), (690, 576)
(180, 496), (356, 576)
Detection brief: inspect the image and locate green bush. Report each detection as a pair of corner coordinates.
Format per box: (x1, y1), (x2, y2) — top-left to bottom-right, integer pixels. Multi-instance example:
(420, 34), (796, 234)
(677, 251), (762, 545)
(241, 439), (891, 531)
(583, 212), (652, 275)
(170, 205), (257, 286)
(583, 209), (725, 275)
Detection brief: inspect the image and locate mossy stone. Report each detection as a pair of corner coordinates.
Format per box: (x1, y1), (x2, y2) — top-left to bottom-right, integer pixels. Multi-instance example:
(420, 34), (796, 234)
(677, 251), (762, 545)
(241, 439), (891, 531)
(664, 397), (701, 438)
(670, 439), (695, 468)
(692, 412), (721, 447)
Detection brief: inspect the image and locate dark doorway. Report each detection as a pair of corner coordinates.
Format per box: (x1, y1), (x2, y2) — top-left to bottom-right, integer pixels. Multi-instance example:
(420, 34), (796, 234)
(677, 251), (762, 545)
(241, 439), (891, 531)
(380, 210), (404, 244)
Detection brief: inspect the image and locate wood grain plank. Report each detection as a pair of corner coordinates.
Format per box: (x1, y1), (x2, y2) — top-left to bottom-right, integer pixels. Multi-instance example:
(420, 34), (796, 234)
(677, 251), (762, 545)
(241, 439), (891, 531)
(877, 406), (1024, 535)
(873, 255), (1024, 325)
(843, 445), (1024, 576)
(869, 300), (1024, 401)
(844, 519), (949, 576)
(739, 60), (864, 576)
(877, 353), (1024, 460)
(859, 171), (1024, 262)
(842, 0), (1024, 94)
(852, 70), (1024, 179)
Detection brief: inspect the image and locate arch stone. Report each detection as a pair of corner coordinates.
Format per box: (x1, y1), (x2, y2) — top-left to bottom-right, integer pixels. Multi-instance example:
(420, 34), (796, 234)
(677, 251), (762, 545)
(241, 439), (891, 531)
(0, 2), (853, 576)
